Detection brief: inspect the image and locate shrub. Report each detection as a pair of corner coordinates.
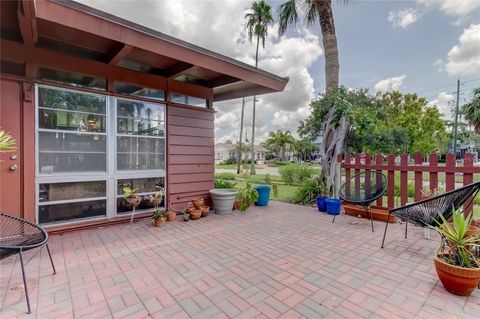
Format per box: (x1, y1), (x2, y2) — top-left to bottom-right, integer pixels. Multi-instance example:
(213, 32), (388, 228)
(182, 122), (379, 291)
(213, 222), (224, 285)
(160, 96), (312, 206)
(292, 177), (327, 205)
(265, 154), (275, 160)
(279, 164), (316, 185)
(222, 158), (237, 165)
(215, 173), (236, 180)
(215, 179), (235, 189)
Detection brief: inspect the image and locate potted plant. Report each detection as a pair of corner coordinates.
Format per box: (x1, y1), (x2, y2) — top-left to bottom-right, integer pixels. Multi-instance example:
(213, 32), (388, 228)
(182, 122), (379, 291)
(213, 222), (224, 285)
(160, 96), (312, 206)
(122, 186), (142, 224)
(255, 174), (278, 206)
(430, 208), (480, 296)
(183, 210), (190, 222)
(236, 183), (259, 212)
(209, 188), (237, 214)
(152, 210), (167, 227)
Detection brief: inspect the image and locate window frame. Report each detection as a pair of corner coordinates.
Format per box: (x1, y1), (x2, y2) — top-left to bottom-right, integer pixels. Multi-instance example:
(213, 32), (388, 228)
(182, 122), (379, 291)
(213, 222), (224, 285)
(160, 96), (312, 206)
(35, 84), (167, 226)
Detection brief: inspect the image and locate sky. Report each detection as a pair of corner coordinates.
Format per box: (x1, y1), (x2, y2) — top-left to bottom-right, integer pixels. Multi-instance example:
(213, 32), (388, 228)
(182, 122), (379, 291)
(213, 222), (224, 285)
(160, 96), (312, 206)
(78, 0), (480, 143)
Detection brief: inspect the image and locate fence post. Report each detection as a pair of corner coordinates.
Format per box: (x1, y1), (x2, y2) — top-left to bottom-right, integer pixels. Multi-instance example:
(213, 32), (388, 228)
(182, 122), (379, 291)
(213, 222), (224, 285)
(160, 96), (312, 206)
(365, 154), (372, 199)
(429, 154), (439, 192)
(400, 154), (408, 206)
(355, 154), (361, 200)
(414, 152), (423, 201)
(463, 153), (474, 215)
(387, 154), (395, 209)
(345, 153), (351, 197)
(375, 153), (383, 207)
(445, 153), (455, 192)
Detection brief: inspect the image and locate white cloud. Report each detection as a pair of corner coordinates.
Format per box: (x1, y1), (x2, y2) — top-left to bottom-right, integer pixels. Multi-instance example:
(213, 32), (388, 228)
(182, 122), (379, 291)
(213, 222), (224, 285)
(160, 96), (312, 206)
(388, 9), (420, 29)
(444, 24), (480, 76)
(428, 92), (455, 119)
(80, 0), (321, 143)
(374, 75), (407, 93)
(418, 0), (480, 19)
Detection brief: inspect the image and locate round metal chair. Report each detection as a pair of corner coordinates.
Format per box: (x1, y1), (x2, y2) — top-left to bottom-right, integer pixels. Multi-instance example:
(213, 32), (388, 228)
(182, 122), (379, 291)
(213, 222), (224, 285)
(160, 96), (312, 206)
(338, 171), (388, 232)
(0, 213), (56, 314)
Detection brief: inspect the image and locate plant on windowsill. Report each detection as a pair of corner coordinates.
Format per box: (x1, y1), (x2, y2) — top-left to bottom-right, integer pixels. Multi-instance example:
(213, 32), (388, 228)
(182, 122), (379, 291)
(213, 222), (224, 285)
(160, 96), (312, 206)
(152, 210), (167, 227)
(236, 183), (259, 212)
(430, 208), (480, 296)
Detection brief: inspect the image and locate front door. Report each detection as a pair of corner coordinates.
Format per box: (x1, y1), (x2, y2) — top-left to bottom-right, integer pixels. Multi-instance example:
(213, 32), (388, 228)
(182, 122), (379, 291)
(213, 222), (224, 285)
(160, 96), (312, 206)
(0, 79), (22, 217)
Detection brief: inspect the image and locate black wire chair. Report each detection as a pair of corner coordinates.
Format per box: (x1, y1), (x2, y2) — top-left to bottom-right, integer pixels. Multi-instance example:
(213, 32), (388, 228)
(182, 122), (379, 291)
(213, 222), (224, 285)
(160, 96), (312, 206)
(0, 213), (56, 314)
(381, 181), (480, 248)
(336, 171), (388, 232)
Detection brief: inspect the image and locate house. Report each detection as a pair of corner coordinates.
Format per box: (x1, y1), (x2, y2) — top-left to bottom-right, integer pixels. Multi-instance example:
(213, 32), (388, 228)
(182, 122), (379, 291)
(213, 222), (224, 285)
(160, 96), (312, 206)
(215, 143), (270, 164)
(0, 0), (287, 231)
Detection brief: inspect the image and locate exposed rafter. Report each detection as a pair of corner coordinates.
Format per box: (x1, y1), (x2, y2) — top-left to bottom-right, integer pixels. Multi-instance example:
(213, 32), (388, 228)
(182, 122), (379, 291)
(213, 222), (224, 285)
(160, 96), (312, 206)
(208, 75), (240, 88)
(17, 0), (37, 46)
(164, 62), (194, 79)
(105, 43), (133, 65)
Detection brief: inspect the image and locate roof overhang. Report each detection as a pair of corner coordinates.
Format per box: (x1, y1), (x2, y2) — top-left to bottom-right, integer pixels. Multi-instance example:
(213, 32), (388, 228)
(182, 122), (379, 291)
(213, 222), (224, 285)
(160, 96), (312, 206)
(0, 0), (288, 101)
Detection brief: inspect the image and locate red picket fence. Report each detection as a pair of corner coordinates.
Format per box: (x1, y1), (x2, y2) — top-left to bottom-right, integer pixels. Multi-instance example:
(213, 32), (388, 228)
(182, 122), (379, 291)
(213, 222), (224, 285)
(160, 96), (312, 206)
(337, 152), (480, 213)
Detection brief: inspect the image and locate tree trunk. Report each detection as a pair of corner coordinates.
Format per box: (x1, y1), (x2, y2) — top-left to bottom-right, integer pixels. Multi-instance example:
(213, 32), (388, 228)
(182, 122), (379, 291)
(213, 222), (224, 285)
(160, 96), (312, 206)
(250, 34), (260, 175)
(237, 97), (245, 174)
(316, 1), (342, 197)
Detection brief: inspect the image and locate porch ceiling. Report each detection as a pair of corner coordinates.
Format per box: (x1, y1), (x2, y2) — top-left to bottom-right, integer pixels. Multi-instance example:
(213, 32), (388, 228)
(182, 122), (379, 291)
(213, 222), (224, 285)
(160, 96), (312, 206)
(0, 0), (288, 101)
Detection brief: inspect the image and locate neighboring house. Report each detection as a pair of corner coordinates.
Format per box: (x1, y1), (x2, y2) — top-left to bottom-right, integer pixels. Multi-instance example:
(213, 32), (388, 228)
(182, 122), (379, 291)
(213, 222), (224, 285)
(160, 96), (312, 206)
(0, 0), (287, 231)
(312, 133), (324, 161)
(215, 143), (270, 164)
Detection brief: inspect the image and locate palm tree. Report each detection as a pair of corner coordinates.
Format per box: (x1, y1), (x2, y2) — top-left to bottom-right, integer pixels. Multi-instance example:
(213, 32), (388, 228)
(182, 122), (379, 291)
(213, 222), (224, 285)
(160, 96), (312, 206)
(245, 0), (274, 175)
(462, 88), (480, 133)
(277, 0), (346, 196)
(265, 130), (296, 161)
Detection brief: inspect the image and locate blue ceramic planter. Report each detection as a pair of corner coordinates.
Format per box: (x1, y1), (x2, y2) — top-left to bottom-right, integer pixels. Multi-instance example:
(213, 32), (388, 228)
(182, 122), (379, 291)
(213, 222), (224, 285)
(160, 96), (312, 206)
(325, 198), (341, 215)
(255, 185), (271, 206)
(316, 196), (327, 212)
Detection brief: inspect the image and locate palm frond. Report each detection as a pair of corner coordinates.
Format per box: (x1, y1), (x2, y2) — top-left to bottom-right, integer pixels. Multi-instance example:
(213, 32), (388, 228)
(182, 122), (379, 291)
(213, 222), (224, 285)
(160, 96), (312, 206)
(0, 129), (16, 152)
(276, 0), (299, 36)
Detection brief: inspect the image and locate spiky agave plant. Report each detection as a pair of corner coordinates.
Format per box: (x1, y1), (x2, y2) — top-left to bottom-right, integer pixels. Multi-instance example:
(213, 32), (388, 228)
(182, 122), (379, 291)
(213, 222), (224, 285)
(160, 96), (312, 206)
(430, 208), (480, 268)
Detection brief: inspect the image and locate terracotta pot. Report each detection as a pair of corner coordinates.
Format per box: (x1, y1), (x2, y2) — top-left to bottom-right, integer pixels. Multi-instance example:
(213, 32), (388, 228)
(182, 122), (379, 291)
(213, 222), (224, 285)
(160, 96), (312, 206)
(190, 210), (202, 220)
(201, 206), (209, 217)
(434, 254), (480, 296)
(192, 197), (204, 209)
(187, 206), (196, 214)
(126, 195), (142, 207)
(166, 212), (176, 222)
(446, 223), (479, 238)
(154, 217), (166, 228)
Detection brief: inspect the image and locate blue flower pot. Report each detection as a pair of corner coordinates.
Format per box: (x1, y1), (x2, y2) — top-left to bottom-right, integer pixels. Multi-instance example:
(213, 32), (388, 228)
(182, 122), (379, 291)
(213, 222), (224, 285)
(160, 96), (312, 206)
(325, 198), (341, 215)
(316, 196), (327, 212)
(255, 185), (271, 206)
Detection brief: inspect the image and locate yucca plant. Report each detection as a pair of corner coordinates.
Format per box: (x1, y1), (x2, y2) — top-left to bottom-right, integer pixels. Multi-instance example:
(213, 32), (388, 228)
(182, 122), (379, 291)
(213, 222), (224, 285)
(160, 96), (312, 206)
(0, 129), (16, 152)
(430, 208), (480, 268)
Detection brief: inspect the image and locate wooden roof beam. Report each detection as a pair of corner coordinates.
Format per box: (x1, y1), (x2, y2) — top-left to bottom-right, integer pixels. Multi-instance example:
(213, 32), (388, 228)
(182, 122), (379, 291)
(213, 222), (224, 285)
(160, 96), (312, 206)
(208, 75), (240, 88)
(105, 43), (133, 65)
(17, 0), (38, 46)
(164, 62), (194, 79)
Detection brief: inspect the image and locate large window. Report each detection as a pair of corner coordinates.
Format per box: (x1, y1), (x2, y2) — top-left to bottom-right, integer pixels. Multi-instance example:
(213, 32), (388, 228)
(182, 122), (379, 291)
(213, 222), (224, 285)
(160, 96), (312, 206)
(36, 86), (166, 225)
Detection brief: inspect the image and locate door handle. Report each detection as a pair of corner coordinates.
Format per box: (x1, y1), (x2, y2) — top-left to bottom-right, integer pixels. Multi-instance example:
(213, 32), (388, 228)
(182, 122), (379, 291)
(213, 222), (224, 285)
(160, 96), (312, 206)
(9, 164), (18, 171)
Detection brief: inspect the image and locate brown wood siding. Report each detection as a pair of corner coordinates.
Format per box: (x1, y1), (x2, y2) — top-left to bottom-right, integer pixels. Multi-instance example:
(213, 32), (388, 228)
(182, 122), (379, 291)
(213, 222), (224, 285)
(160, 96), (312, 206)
(167, 104), (215, 209)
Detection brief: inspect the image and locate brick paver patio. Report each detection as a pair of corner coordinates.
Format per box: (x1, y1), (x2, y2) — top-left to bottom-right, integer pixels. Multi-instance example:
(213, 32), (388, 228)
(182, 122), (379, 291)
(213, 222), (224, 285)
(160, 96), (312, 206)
(1, 201), (479, 318)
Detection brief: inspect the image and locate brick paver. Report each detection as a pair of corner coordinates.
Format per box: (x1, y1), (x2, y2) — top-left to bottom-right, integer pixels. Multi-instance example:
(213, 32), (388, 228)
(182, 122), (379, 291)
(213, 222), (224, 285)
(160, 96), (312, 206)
(1, 201), (478, 318)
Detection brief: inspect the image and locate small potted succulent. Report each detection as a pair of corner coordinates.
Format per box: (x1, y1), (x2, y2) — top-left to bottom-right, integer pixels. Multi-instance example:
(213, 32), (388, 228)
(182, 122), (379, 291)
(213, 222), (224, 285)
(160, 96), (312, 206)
(152, 210), (167, 227)
(430, 208), (480, 296)
(183, 210), (190, 222)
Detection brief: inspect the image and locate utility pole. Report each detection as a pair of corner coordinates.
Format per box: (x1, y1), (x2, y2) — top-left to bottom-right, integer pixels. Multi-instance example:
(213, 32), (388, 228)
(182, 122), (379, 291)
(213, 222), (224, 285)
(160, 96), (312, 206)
(236, 97), (245, 174)
(453, 79), (460, 158)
